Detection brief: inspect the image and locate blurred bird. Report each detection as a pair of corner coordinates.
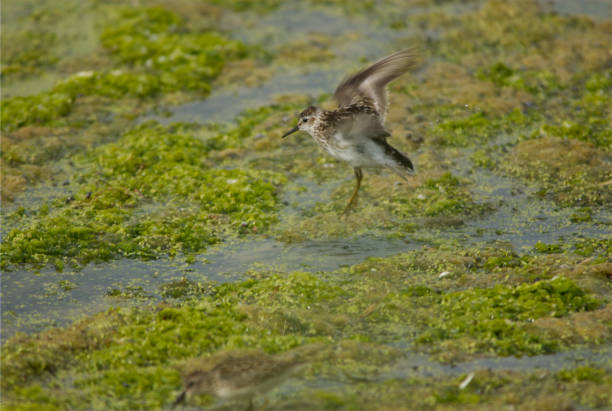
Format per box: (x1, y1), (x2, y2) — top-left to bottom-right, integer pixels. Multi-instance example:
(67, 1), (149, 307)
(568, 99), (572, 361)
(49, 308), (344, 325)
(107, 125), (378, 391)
(172, 349), (307, 410)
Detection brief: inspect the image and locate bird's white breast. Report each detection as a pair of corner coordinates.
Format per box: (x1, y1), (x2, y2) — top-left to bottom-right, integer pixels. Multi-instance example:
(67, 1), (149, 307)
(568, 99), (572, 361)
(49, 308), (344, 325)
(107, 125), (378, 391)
(324, 132), (388, 168)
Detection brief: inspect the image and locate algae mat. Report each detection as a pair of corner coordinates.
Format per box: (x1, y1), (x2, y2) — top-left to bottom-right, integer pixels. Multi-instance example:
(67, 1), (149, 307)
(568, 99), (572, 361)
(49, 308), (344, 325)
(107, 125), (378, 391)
(1, 0), (611, 409)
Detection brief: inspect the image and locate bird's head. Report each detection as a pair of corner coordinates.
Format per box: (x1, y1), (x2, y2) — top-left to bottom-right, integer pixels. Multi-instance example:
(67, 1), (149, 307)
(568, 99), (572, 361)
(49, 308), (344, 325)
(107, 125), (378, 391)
(182, 369), (217, 395)
(282, 106), (321, 138)
(170, 370), (215, 409)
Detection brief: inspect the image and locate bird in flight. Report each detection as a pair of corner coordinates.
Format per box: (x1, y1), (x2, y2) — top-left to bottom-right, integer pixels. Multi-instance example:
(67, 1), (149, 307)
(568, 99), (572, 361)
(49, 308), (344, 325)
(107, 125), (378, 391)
(282, 49), (416, 214)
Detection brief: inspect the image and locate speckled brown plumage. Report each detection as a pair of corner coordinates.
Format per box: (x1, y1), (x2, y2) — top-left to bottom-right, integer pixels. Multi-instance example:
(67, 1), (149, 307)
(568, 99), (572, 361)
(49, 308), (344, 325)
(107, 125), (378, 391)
(282, 49), (417, 214)
(172, 349), (306, 409)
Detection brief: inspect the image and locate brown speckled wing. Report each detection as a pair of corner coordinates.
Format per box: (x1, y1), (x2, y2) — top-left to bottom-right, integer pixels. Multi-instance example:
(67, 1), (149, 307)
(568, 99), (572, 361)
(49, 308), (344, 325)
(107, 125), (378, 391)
(322, 100), (391, 142)
(334, 49), (415, 121)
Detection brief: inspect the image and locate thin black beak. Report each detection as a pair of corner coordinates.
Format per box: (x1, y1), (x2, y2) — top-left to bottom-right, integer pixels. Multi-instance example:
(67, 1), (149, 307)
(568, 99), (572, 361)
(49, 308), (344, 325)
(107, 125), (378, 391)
(282, 125), (299, 138)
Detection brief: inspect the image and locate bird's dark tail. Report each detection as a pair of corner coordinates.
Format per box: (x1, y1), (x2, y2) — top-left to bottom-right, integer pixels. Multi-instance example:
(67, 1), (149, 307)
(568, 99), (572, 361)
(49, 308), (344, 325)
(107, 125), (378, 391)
(380, 141), (415, 180)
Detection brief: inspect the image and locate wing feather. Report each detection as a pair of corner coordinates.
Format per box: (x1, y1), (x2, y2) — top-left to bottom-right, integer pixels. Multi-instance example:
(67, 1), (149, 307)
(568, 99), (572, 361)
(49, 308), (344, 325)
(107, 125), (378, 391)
(334, 49), (415, 121)
(323, 101), (390, 142)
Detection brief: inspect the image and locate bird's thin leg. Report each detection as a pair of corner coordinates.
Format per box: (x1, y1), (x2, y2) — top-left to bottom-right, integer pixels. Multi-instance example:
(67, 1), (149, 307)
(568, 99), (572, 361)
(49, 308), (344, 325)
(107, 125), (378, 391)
(342, 167), (363, 215)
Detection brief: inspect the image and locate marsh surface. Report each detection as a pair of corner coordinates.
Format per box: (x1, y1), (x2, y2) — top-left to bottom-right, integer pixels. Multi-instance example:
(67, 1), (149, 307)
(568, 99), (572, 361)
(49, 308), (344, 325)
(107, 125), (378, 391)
(1, 0), (611, 409)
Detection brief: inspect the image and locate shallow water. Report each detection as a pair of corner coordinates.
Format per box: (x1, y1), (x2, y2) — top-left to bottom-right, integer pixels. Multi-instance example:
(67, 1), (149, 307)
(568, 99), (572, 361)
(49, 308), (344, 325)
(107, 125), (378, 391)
(2, 0), (609, 338)
(144, 69), (340, 125)
(2, 0), (611, 408)
(543, 0), (612, 20)
(3, 156), (609, 337)
(1, 232), (416, 336)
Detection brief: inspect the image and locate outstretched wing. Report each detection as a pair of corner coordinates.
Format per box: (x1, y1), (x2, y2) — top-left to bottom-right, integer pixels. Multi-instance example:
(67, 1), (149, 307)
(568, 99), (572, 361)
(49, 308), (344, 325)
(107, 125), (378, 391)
(334, 49), (415, 122)
(322, 100), (391, 142)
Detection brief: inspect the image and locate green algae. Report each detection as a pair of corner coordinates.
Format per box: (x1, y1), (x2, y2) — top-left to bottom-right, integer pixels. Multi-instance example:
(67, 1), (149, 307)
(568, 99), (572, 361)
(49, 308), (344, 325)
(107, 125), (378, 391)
(574, 238), (612, 258)
(1, 92), (74, 131)
(0, 1), (68, 82)
(1, 3), (251, 204)
(474, 65), (611, 149)
(393, 0), (612, 210)
(288, 367), (612, 410)
(3, 0), (612, 409)
(1, 273), (335, 408)
(416, 277), (602, 356)
(421, 0), (593, 64)
(453, 66), (612, 207)
(1, 6), (244, 132)
(2, 244), (610, 409)
(159, 277), (215, 300)
(557, 365), (606, 383)
(206, 100), (306, 152)
(390, 172), (492, 218)
(276, 166), (494, 242)
(1, 28), (59, 78)
(477, 63), (564, 97)
(1, 122), (286, 270)
(501, 136), (611, 207)
(1, 95), (314, 268)
(533, 241), (563, 255)
(99, 7), (244, 93)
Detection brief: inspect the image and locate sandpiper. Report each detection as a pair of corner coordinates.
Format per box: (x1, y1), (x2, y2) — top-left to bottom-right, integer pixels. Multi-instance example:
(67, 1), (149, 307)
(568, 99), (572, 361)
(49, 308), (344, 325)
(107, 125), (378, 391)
(171, 349), (306, 409)
(282, 49), (416, 214)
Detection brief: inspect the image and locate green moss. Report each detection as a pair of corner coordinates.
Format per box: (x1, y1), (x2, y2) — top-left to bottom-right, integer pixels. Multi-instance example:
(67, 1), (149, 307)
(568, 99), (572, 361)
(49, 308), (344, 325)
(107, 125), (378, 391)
(482, 250), (525, 270)
(416, 277), (602, 355)
(2, 241), (610, 408)
(218, 271), (347, 309)
(99, 7), (244, 93)
(3, 1), (612, 409)
(477, 63), (563, 97)
(430, 108), (533, 147)
(55, 71), (162, 99)
(573, 238), (612, 258)
(423, 0), (588, 63)
(533, 241), (562, 254)
(557, 366), (606, 383)
(1, 6), (245, 132)
(1, 92), (74, 131)
(1, 28), (58, 78)
(429, 111), (484, 147)
(434, 385), (480, 404)
(471, 148), (497, 169)
(570, 207), (592, 223)
(502, 137), (611, 207)
(435, 112), (492, 146)
(478, 67), (612, 148)
(537, 118), (612, 150)
(206, 102), (304, 151)
(159, 278), (214, 299)
(390, 172), (492, 218)
(106, 285), (150, 299)
(0, 123), (285, 269)
(2, 272), (338, 408)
